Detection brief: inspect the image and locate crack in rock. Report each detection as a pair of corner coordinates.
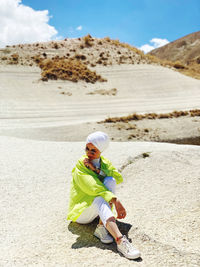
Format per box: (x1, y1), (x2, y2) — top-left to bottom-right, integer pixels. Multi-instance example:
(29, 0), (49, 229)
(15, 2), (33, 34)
(118, 152), (151, 173)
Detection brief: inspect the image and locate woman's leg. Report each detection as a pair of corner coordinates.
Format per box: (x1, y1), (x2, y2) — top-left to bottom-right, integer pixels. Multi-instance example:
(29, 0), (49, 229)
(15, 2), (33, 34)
(76, 204), (99, 224)
(77, 177), (123, 243)
(98, 176), (116, 225)
(105, 217), (123, 244)
(76, 177), (116, 225)
(93, 196), (123, 243)
(103, 176), (116, 193)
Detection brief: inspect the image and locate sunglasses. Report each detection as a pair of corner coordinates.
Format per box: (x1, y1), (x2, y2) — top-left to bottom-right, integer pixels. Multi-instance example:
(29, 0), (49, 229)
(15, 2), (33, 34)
(85, 146), (97, 153)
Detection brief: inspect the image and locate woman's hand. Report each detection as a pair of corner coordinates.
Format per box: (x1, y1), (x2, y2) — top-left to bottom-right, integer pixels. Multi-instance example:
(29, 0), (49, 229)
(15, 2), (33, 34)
(83, 158), (96, 172)
(114, 199), (127, 219)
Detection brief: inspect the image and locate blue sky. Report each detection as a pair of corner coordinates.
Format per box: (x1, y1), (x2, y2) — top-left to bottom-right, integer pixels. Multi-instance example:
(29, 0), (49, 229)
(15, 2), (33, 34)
(1, 0), (199, 51)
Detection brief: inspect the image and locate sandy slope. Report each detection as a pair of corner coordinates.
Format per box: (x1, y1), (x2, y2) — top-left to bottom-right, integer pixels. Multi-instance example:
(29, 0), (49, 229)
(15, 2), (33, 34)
(1, 64), (200, 132)
(0, 136), (200, 266)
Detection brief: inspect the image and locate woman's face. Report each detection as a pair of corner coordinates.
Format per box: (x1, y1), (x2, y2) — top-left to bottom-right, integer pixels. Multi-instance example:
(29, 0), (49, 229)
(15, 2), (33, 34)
(85, 143), (101, 160)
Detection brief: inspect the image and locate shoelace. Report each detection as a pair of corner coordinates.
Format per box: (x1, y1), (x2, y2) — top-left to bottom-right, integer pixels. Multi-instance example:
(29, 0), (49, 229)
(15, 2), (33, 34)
(121, 237), (134, 252)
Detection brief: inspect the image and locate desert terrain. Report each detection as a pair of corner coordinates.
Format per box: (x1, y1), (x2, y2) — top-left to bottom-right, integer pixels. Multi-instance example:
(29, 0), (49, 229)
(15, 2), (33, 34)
(0, 37), (200, 266)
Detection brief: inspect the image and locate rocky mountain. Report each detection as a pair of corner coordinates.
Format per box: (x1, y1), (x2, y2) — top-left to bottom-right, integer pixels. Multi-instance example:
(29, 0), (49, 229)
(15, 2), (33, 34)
(149, 31), (200, 65)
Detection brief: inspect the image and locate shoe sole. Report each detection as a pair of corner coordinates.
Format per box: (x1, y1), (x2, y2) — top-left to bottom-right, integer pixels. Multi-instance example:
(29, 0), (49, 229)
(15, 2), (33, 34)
(117, 247), (141, 259)
(94, 232), (114, 244)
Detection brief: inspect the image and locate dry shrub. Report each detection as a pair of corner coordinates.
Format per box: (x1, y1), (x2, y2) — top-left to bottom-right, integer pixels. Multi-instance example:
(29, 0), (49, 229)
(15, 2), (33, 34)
(74, 54), (87, 60)
(145, 113), (158, 119)
(52, 42), (59, 49)
(190, 109), (200, 116)
(146, 54), (200, 80)
(33, 55), (41, 64)
(173, 61), (186, 69)
(101, 109), (200, 123)
(87, 88), (117, 96)
(38, 57), (107, 83)
(9, 53), (19, 64)
(157, 113), (172, 119)
(119, 55), (128, 64)
(106, 38), (144, 57)
(83, 34), (94, 47)
(96, 59), (102, 64)
(171, 111), (189, 117)
(104, 37), (111, 42)
(90, 63), (96, 67)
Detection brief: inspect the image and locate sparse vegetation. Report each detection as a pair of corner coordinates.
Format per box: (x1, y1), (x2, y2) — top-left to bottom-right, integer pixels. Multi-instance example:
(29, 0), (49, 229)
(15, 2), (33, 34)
(8, 53), (19, 64)
(38, 57), (107, 83)
(87, 88), (117, 96)
(100, 109), (200, 123)
(74, 54), (87, 60)
(142, 152), (150, 158)
(0, 34), (199, 80)
(52, 43), (59, 49)
(83, 34), (94, 47)
(145, 54), (200, 79)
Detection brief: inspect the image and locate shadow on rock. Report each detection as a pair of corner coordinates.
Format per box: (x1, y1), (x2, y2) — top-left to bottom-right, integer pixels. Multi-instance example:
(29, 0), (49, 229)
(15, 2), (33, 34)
(68, 218), (142, 261)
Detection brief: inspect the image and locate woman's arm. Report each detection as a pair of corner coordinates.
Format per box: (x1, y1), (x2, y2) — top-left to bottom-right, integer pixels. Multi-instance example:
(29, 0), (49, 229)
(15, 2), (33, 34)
(101, 158), (123, 184)
(83, 158), (100, 174)
(110, 197), (126, 219)
(73, 167), (116, 203)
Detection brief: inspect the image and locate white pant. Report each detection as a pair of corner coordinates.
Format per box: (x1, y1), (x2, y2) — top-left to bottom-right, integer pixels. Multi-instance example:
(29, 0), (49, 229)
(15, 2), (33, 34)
(76, 176), (116, 227)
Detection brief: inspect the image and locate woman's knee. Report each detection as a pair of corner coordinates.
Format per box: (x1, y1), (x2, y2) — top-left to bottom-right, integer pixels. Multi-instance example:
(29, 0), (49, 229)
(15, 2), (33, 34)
(103, 176), (116, 192)
(105, 216), (116, 227)
(93, 196), (106, 208)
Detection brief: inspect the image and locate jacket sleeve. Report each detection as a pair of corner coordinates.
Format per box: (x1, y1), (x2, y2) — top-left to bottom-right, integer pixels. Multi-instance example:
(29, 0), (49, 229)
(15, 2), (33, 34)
(73, 168), (116, 203)
(102, 159), (123, 184)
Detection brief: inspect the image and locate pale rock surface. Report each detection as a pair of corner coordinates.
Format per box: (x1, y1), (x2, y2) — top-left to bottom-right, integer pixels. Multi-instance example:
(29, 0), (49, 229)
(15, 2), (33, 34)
(0, 136), (200, 266)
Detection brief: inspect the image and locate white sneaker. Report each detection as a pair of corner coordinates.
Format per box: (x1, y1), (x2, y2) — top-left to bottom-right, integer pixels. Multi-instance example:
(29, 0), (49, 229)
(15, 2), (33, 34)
(94, 225), (114, 244)
(117, 236), (141, 259)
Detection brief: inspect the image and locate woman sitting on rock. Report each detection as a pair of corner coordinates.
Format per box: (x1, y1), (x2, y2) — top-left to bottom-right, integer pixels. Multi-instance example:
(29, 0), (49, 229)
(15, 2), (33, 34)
(67, 131), (141, 259)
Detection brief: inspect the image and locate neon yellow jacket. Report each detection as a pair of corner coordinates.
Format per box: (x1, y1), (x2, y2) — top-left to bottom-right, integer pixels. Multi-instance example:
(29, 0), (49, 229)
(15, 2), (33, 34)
(67, 155), (123, 222)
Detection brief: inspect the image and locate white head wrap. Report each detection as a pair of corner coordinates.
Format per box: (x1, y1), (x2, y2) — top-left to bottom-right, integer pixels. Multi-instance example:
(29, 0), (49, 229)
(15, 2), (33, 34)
(86, 131), (110, 153)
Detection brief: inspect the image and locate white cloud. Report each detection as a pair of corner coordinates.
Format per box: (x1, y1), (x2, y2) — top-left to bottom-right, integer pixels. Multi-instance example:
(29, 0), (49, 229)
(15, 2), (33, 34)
(0, 0), (58, 48)
(139, 44), (155, 54)
(76, 25), (82, 31)
(139, 38), (169, 53)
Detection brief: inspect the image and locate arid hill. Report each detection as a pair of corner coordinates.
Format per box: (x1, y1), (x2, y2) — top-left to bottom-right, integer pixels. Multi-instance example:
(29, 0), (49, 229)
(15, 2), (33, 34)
(0, 35), (147, 67)
(149, 31), (200, 64)
(0, 35), (151, 82)
(0, 34), (199, 81)
(148, 31), (200, 79)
